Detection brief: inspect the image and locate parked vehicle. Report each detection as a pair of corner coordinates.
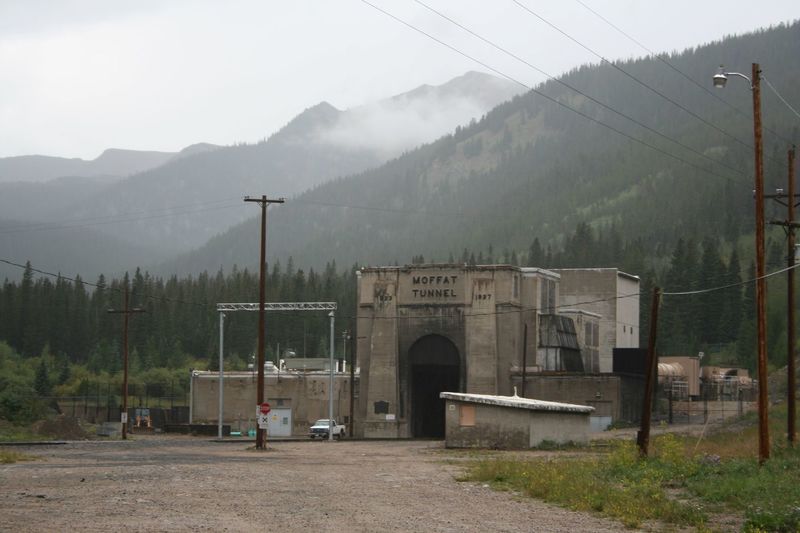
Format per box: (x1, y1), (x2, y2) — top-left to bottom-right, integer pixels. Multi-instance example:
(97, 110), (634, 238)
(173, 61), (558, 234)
(308, 419), (346, 440)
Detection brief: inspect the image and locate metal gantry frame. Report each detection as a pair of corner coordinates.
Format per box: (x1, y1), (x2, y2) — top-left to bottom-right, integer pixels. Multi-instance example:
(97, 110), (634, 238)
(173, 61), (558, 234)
(215, 302), (338, 439)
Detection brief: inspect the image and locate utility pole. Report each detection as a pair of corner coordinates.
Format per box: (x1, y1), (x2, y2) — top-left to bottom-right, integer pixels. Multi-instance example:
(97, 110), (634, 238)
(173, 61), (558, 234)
(789, 147), (797, 446)
(637, 286), (661, 458)
(108, 275), (145, 440)
(713, 62), (769, 462)
(751, 63), (770, 463)
(342, 330), (348, 372)
(349, 324), (355, 438)
(328, 311), (335, 442)
(244, 195), (285, 450)
(769, 146), (798, 445)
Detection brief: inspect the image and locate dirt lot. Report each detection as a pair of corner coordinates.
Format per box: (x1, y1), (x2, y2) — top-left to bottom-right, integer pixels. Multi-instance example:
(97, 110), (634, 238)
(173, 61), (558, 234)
(0, 436), (626, 532)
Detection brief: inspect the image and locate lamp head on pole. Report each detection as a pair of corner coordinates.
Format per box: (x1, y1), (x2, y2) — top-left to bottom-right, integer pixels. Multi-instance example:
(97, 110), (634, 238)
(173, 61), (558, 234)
(713, 65), (728, 89)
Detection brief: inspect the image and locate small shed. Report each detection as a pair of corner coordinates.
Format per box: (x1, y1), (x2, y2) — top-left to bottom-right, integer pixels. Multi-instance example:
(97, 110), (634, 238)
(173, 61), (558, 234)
(440, 392), (594, 449)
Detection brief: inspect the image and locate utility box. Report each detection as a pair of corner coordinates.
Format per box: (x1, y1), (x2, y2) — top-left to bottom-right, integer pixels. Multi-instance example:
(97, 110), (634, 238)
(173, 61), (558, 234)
(266, 408), (292, 437)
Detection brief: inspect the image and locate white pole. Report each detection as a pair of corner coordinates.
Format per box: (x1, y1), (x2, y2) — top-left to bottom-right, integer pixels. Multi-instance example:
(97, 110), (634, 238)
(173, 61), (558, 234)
(218, 312), (225, 439)
(189, 370), (194, 424)
(329, 311), (335, 442)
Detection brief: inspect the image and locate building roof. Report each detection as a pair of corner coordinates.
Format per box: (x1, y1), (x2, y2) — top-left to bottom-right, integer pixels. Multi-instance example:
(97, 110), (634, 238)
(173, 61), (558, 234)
(440, 392), (594, 414)
(359, 264), (558, 278)
(551, 267), (640, 282)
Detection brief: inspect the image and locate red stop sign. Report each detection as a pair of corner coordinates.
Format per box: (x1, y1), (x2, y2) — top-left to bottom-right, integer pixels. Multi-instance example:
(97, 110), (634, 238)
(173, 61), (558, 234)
(259, 402), (271, 415)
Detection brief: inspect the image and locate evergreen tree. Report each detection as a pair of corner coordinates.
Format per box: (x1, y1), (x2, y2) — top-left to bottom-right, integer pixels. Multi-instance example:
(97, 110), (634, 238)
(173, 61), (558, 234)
(698, 237), (726, 344)
(34, 358), (51, 397)
(737, 261), (757, 370)
(527, 238), (543, 267)
(719, 247), (742, 343)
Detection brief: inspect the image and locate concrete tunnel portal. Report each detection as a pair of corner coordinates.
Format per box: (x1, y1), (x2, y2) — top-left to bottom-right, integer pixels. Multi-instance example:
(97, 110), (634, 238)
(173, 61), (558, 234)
(408, 334), (461, 438)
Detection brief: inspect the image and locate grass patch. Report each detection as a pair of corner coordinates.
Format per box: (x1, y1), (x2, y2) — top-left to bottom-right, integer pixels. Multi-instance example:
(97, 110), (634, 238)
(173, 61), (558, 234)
(0, 448), (36, 464)
(0, 424), (43, 442)
(461, 430), (800, 531)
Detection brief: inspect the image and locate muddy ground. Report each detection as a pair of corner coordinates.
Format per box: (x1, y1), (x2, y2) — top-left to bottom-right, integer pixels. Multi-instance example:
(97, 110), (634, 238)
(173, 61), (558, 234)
(0, 436), (627, 532)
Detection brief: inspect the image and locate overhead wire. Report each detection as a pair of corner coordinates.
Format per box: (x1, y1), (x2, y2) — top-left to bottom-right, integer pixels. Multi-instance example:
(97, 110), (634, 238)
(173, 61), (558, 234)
(662, 262), (800, 296)
(0, 258), (211, 310)
(571, 0), (796, 147)
(763, 76), (800, 121)
(359, 0), (739, 184)
(510, 0), (783, 164)
(0, 197), (244, 235)
(3, 255), (795, 323)
(412, 0), (747, 179)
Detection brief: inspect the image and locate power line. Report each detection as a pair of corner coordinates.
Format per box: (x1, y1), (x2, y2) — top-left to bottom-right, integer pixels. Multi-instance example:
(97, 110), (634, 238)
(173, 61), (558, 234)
(0, 258), (211, 309)
(511, 0), (775, 160)
(663, 262), (800, 296)
(413, 0), (747, 179)
(3, 254), (797, 330)
(292, 198), (504, 220)
(360, 0), (739, 184)
(763, 76), (800, 121)
(572, 0), (796, 146)
(0, 198), (243, 235)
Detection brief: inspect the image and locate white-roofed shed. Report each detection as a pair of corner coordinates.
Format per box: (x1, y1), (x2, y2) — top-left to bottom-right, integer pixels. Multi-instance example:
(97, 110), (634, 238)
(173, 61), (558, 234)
(440, 392), (594, 449)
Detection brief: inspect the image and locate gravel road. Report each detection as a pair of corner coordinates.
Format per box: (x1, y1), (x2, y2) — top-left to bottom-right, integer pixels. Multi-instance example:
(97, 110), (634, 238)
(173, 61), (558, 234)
(1, 436), (625, 532)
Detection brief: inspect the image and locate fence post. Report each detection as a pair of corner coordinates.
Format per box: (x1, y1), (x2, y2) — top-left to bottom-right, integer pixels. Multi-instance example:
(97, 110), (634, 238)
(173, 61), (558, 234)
(668, 385), (674, 424)
(688, 395), (692, 424)
(738, 388), (744, 417)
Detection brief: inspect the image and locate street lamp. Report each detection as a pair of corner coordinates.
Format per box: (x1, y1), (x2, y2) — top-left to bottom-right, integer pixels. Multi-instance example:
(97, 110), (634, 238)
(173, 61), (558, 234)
(713, 63), (769, 463)
(713, 66), (755, 89)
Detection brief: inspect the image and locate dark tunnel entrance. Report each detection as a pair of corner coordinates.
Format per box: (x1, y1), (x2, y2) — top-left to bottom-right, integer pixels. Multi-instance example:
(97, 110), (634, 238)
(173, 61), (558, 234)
(408, 335), (460, 438)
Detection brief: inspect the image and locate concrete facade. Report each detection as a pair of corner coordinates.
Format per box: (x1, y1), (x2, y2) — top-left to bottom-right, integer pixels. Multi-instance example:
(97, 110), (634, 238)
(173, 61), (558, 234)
(190, 370), (355, 436)
(554, 269), (640, 373)
(511, 373), (645, 427)
(441, 392), (593, 449)
(356, 264), (559, 439)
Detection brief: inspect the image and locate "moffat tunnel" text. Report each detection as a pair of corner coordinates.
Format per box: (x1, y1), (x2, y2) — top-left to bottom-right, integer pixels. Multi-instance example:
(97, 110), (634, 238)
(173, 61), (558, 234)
(411, 275), (458, 298)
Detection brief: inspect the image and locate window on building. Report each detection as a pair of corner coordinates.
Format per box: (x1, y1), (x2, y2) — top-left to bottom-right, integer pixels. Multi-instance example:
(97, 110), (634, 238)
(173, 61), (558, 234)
(459, 404), (476, 426)
(539, 279), (556, 313)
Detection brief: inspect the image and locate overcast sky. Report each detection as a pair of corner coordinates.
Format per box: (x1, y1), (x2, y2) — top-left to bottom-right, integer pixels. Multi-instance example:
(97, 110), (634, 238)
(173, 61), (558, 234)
(1, 0), (798, 160)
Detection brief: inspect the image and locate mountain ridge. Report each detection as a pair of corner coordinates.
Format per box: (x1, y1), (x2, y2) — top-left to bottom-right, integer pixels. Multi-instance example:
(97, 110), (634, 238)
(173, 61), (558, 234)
(158, 22), (800, 277)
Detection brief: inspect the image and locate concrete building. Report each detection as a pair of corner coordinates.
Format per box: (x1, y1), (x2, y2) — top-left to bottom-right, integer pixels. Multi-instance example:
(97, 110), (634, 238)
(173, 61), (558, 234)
(190, 369), (354, 436)
(355, 264), (580, 439)
(441, 392), (594, 448)
(189, 264), (641, 440)
(553, 268), (640, 372)
(511, 373), (644, 431)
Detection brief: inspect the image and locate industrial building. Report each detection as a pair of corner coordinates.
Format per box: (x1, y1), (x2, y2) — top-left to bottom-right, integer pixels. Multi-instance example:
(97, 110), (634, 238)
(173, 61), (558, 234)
(190, 264), (641, 439)
(355, 264), (640, 439)
(190, 365), (354, 436)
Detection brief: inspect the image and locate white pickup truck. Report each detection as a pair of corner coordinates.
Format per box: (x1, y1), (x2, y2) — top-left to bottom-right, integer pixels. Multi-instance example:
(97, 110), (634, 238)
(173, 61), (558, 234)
(308, 419), (346, 440)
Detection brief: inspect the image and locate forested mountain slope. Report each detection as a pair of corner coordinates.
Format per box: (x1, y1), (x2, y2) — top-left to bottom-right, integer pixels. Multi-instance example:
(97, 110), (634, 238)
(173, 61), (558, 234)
(47, 71), (520, 255)
(165, 22), (800, 275)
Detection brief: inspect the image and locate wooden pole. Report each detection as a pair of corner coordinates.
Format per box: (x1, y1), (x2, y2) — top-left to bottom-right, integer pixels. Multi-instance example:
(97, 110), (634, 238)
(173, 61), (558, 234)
(637, 286), (661, 457)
